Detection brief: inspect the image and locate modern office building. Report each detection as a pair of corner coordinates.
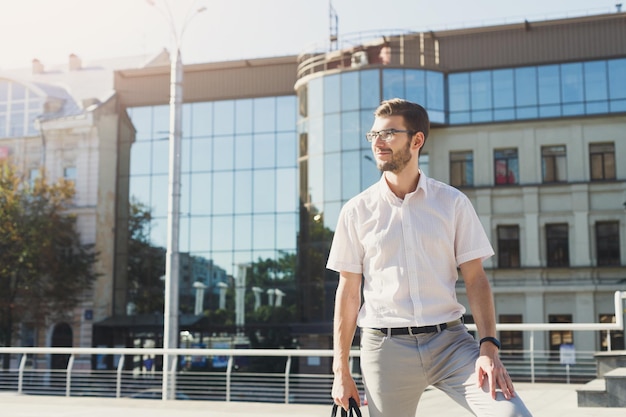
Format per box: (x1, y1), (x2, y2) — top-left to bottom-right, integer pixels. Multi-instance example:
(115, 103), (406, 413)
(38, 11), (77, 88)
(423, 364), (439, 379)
(2, 11), (625, 370)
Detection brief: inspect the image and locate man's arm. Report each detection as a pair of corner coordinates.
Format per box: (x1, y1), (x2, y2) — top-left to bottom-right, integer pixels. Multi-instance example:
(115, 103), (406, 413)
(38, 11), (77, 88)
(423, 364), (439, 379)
(331, 271), (362, 410)
(460, 258), (516, 400)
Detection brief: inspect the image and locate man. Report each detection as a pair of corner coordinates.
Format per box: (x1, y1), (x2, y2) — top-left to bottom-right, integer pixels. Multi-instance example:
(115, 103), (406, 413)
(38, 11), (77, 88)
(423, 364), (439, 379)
(327, 99), (531, 417)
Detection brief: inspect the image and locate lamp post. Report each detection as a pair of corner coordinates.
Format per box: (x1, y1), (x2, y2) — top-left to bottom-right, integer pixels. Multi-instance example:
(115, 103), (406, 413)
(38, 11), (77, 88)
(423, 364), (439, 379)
(145, 0), (206, 401)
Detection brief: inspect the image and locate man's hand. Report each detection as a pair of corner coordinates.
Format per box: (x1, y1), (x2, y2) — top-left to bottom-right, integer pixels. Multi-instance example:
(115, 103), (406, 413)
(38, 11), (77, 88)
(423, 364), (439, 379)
(332, 371), (361, 411)
(475, 344), (516, 400)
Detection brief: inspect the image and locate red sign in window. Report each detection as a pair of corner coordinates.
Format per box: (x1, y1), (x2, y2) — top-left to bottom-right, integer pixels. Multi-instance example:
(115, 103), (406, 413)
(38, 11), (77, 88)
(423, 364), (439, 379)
(0, 146), (10, 160)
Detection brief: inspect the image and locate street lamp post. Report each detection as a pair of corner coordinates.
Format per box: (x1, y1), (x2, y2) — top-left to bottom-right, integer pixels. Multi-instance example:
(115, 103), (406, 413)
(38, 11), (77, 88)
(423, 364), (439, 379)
(146, 0), (205, 401)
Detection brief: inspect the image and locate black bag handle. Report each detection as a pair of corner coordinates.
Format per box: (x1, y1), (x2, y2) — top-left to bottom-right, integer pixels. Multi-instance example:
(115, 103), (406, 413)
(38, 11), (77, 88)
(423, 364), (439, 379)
(331, 398), (363, 417)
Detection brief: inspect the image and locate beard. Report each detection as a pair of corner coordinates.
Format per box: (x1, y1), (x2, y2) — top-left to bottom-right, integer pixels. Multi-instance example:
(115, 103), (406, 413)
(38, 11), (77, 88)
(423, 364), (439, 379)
(377, 139), (412, 173)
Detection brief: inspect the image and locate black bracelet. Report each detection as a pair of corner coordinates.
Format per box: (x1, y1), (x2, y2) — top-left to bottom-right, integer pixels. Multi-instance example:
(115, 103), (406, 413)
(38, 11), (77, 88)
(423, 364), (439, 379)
(479, 336), (501, 349)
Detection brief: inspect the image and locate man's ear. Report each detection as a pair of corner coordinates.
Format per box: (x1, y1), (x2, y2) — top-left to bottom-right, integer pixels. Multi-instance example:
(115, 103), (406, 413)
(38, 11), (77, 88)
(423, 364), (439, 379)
(412, 132), (425, 149)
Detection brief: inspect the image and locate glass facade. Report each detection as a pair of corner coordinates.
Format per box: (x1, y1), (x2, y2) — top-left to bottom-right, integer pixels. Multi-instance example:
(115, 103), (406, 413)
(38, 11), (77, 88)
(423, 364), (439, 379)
(299, 68), (446, 231)
(296, 68), (445, 321)
(449, 58), (626, 124)
(127, 96), (298, 284)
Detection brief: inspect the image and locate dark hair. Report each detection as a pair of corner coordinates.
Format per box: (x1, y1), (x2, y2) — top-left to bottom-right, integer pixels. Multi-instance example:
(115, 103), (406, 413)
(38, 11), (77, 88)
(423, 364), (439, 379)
(374, 98), (430, 144)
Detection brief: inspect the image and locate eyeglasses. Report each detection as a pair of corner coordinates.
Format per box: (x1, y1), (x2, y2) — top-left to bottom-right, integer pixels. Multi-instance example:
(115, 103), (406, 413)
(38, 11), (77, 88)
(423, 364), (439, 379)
(365, 129), (415, 143)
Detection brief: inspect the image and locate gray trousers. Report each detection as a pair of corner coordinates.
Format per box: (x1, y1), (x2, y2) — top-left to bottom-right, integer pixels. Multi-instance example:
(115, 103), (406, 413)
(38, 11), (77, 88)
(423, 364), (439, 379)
(360, 323), (532, 417)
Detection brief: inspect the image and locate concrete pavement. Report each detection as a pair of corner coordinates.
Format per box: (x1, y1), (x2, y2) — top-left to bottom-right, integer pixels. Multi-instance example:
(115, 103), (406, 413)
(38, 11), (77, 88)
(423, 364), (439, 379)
(1, 383), (624, 417)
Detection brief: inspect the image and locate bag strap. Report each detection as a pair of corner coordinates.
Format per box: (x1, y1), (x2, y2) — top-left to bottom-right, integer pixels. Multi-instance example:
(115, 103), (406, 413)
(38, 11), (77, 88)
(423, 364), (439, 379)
(331, 398), (363, 417)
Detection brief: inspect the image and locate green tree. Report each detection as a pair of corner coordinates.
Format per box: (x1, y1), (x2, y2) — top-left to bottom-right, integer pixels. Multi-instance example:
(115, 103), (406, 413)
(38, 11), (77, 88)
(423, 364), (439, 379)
(245, 252), (297, 315)
(296, 206), (336, 322)
(243, 252), (298, 371)
(126, 198), (165, 314)
(0, 162), (98, 367)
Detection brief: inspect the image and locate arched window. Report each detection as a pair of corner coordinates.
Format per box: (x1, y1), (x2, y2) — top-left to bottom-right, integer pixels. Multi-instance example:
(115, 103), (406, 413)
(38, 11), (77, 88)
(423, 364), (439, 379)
(51, 322), (73, 369)
(0, 78), (45, 138)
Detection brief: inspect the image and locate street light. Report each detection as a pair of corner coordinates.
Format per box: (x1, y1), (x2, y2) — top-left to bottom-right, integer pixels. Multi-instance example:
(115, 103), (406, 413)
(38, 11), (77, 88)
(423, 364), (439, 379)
(145, 0), (206, 401)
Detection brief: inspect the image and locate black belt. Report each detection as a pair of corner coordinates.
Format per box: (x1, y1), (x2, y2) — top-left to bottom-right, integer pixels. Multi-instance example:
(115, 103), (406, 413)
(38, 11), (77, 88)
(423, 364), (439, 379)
(373, 319), (462, 336)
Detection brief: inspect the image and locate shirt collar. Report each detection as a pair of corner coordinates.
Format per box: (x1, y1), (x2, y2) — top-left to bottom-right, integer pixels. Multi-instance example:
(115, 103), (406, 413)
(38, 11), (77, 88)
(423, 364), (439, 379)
(377, 169), (428, 202)
(416, 169), (428, 197)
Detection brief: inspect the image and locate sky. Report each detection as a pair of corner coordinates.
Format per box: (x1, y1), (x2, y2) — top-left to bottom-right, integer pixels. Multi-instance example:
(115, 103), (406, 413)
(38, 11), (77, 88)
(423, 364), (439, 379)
(0, 0), (621, 70)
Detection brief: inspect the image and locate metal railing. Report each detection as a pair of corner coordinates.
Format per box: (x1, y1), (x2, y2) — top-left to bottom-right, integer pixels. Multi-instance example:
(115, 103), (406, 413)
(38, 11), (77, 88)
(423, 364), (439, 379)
(0, 291), (624, 403)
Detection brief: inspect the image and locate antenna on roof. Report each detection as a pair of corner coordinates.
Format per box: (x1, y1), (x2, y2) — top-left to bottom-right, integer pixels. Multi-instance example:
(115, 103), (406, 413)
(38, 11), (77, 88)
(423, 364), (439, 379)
(329, 1), (339, 51)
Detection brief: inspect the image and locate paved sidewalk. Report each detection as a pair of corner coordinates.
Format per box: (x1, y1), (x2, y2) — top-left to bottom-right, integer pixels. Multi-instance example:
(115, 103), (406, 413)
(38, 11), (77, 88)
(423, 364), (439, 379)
(1, 383), (624, 417)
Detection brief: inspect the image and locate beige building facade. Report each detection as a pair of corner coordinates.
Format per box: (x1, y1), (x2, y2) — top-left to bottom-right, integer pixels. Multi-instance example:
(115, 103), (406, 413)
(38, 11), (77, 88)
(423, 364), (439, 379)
(432, 116), (626, 354)
(1, 55), (144, 363)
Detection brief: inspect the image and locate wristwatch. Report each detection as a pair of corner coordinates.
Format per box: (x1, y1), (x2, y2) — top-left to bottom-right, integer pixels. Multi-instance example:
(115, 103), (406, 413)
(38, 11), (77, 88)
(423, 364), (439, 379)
(479, 336), (501, 349)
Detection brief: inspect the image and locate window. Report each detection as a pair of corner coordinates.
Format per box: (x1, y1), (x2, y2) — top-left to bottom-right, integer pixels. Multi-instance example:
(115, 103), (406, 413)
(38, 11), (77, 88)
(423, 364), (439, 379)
(590, 142), (615, 180)
(497, 225), (520, 268)
(608, 58), (626, 112)
(494, 149), (518, 185)
(64, 166), (77, 182)
(538, 65), (561, 117)
(499, 314), (523, 357)
(29, 168), (39, 187)
(584, 61), (609, 114)
(0, 79), (44, 138)
(448, 73), (470, 124)
(596, 221), (620, 266)
(546, 224), (569, 267)
(470, 71), (492, 122)
(382, 69), (405, 101)
(599, 314), (625, 351)
(541, 145), (566, 183)
(425, 71), (445, 124)
(549, 314), (573, 360)
(492, 69), (515, 121)
(560, 63), (584, 115)
(514, 67), (538, 119)
(450, 151), (473, 187)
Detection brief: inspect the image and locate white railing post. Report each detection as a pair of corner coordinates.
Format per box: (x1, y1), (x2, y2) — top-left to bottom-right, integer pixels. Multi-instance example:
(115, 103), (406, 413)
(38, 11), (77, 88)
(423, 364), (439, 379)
(66, 354), (75, 397)
(284, 356), (292, 404)
(529, 331), (535, 384)
(226, 355), (234, 402)
(116, 355), (125, 399)
(615, 291), (626, 330)
(169, 351), (178, 398)
(17, 354), (27, 395)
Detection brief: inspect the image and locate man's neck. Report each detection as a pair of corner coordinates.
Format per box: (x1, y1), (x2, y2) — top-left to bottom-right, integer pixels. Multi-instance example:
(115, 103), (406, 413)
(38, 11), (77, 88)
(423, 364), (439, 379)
(384, 167), (421, 200)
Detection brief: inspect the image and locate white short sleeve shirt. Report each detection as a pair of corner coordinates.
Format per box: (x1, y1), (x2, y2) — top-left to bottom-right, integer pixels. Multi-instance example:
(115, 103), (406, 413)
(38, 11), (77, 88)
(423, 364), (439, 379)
(326, 172), (494, 328)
